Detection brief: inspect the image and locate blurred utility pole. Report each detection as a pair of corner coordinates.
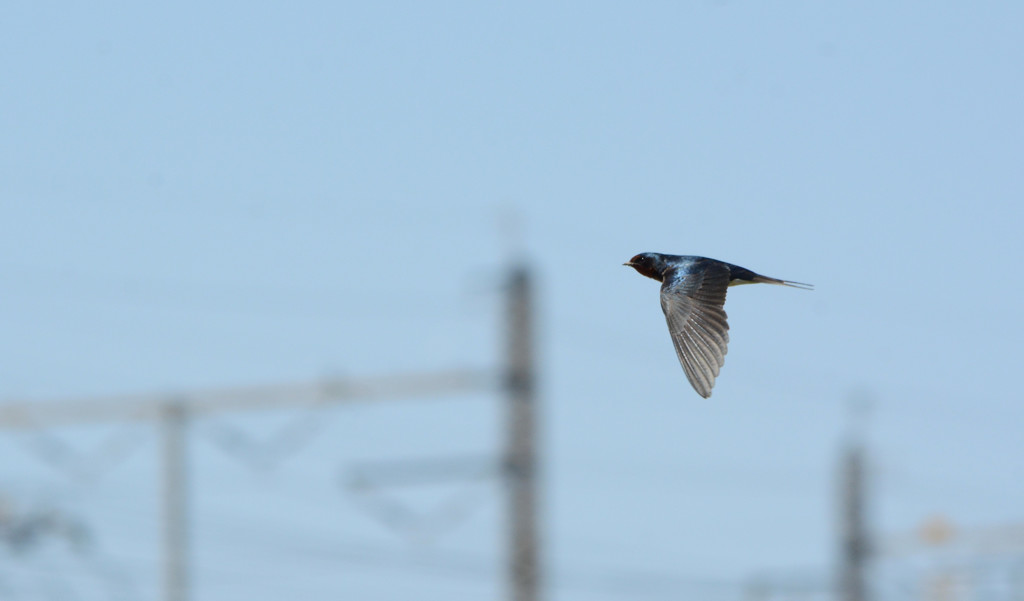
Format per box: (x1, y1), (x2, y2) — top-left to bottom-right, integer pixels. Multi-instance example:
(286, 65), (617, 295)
(0, 263), (543, 601)
(838, 393), (871, 601)
(162, 401), (188, 601)
(839, 441), (869, 601)
(0, 370), (488, 601)
(504, 264), (541, 601)
(338, 263), (544, 601)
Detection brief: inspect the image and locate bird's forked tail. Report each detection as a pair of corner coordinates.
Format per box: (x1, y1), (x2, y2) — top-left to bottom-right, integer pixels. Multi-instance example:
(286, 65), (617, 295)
(750, 275), (814, 290)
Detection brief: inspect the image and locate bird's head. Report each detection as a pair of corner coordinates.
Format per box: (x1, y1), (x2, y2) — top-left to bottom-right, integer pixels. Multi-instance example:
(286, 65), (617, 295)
(623, 252), (667, 282)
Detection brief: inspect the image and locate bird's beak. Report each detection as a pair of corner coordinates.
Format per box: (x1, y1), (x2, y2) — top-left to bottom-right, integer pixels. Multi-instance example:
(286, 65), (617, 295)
(623, 262), (635, 267)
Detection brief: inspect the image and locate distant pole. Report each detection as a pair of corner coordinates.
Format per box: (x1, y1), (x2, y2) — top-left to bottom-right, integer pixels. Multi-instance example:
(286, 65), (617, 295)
(839, 441), (868, 601)
(504, 264), (541, 601)
(162, 401), (188, 601)
(0, 374), (490, 601)
(1013, 562), (1024, 601)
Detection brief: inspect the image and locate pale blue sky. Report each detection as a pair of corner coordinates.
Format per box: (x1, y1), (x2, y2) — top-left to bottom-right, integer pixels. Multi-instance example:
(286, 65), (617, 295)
(2, 2), (1023, 600)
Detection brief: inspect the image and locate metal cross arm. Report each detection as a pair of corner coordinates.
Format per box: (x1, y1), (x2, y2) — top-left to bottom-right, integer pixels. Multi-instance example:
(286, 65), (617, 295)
(0, 369), (497, 429)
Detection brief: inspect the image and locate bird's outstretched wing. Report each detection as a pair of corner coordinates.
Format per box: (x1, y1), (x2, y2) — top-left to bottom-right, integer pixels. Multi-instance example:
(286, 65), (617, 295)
(659, 262), (731, 398)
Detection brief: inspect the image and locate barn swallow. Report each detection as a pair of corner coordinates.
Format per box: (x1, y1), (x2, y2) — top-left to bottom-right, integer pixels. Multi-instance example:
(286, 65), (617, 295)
(624, 253), (812, 398)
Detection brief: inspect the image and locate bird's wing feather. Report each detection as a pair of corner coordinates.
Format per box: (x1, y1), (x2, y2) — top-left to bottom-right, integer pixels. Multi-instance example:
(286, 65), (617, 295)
(660, 262), (731, 398)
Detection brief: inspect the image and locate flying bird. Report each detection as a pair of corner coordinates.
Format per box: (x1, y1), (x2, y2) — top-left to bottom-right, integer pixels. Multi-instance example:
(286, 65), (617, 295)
(624, 253), (812, 398)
